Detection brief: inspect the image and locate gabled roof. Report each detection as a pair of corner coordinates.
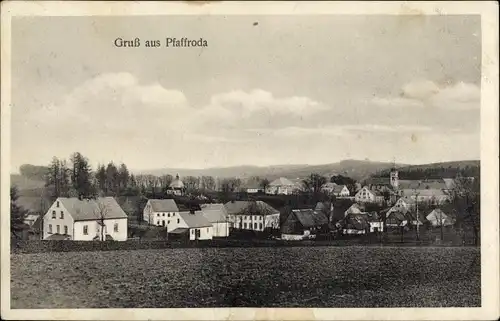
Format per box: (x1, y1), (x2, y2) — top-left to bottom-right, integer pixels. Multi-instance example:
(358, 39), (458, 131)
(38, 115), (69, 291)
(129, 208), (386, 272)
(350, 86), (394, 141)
(199, 203), (228, 223)
(321, 182), (337, 189)
(58, 197), (128, 221)
(179, 211), (212, 228)
(224, 200), (279, 216)
(333, 185), (347, 193)
(269, 177), (296, 186)
(365, 177), (391, 186)
(169, 227), (190, 234)
(400, 189), (448, 197)
(426, 208), (454, 225)
(315, 201), (333, 212)
(344, 213), (370, 230)
(291, 209), (329, 228)
(149, 199), (179, 212)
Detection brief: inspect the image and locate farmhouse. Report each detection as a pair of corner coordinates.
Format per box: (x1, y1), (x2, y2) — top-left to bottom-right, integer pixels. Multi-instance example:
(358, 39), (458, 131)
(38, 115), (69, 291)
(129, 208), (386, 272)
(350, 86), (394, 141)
(224, 200), (280, 231)
(143, 199), (180, 229)
(198, 203), (230, 237)
(354, 187), (385, 204)
(42, 197), (128, 241)
(341, 213), (370, 235)
(281, 209), (329, 240)
(399, 189), (451, 205)
(169, 211), (214, 240)
(321, 183), (350, 197)
(426, 209), (455, 227)
(266, 177), (301, 195)
(385, 210), (408, 228)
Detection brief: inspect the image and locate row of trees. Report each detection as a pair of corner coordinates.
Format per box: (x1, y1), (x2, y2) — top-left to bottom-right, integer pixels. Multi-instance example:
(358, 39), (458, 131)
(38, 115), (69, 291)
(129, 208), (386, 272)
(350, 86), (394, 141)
(376, 165), (479, 180)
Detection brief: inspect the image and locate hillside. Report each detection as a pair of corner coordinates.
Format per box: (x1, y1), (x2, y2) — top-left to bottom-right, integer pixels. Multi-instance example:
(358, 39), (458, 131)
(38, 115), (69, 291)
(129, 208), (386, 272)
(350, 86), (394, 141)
(368, 160), (480, 180)
(138, 160), (408, 181)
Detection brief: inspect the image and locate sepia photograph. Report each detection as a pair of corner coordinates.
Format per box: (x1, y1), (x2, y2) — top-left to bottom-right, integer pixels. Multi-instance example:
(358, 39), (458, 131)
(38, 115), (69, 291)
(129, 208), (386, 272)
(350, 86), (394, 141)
(1, 1), (498, 320)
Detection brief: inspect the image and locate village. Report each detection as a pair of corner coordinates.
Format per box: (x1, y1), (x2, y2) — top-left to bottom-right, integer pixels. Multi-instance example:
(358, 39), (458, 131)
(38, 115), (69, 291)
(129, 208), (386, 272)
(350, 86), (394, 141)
(13, 165), (479, 247)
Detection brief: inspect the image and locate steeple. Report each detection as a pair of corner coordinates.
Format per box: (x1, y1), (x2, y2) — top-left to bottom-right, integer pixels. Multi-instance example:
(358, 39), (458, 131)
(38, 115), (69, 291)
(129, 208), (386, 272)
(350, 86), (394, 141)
(390, 157), (399, 189)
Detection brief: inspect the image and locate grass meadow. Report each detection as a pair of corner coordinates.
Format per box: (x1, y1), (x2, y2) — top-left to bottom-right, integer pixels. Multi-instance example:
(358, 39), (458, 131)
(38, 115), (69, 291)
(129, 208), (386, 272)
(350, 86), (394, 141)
(11, 246), (480, 308)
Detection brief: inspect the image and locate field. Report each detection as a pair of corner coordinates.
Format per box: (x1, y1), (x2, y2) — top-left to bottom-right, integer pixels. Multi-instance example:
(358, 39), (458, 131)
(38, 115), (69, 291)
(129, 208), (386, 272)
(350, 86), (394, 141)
(11, 246), (480, 308)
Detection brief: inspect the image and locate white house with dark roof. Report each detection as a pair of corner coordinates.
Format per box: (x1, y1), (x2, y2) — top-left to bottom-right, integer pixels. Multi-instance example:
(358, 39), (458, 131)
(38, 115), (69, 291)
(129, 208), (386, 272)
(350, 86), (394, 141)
(354, 187), (385, 204)
(43, 197), (128, 241)
(169, 211), (213, 240)
(266, 177), (301, 195)
(143, 199), (180, 229)
(224, 200), (280, 231)
(199, 203), (230, 237)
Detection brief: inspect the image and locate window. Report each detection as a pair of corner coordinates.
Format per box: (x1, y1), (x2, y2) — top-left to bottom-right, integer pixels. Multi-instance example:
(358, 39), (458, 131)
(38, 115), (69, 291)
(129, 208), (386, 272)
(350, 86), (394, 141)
(191, 229), (194, 234)
(157, 213), (160, 217)
(168, 213), (170, 217)
(260, 223), (263, 229)
(157, 221), (160, 225)
(177, 219), (180, 224)
(48, 224), (52, 234)
(56, 201), (60, 207)
(162, 213), (165, 217)
(114, 223), (119, 232)
(83, 225), (88, 235)
(64, 225), (68, 234)
(172, 213), (175, 217)
(56, 225), (60, 234)
(168, 220), (170, 224)
(207, 228), (209, 232)
(52, 210), (56, 219)
(60, 211), (64, 219)
(254, 223), (257, 229)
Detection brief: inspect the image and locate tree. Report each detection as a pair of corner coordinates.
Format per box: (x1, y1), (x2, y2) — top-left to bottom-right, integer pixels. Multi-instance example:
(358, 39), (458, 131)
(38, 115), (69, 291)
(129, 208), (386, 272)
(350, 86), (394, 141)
(118, 163), (130, 193)
(302, 173), (327, 196)
(70, 152), (93, 198)
(45, 157), (70, 198)
(11, 186), (27, 238)
(260, 178), (270, 192)
(330, 174), (357, 195)
(159, 174), (174, 191)
(105, 162), (119, 196)
(201, 176), (216, 191)
(95, 164), (107, 193)
(452, 175), (480, 245)
(93, 201), (109, 241)
(184, 176), (200, 191)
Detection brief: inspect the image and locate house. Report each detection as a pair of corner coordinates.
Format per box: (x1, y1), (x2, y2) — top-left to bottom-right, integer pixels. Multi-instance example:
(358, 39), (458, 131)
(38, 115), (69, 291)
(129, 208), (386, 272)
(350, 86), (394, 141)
(315, 201), (334, 223)
(386, 197), (416, 216)
(321, 182), (337, 194)
(426, 209), (455, 227)
(42, 197), (128, 241)
(169, 211), (213, 240)
(399, 189), (451, 205)
(354, 187), (385, 204)
(365, 212), (384, 232)
(199, 203), (230, 237)
(224, 200), (280, 231)
(344, 203), (364, 217)
(341, 213), (370, 235)
(385, 210), (408, 227)
(404, 210), (426, 226)
(266, 177), (301, 195)
(321, 183), (350, 197)
(167, 174), (185, 196)
(16, 196), (51, 229)
(281, 209), (329, 240)
(143, 199), (180, 229)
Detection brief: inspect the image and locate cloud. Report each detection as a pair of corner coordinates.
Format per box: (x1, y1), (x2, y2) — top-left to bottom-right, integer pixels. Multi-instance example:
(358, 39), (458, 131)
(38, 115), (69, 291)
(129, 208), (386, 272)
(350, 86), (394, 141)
(249, 124), (432, 139)
(371, 80), (480, 110)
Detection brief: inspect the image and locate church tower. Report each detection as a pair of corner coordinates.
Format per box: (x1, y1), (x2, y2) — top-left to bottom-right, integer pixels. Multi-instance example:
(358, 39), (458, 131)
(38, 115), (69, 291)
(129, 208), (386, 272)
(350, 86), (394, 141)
(390, 158), (399, 189)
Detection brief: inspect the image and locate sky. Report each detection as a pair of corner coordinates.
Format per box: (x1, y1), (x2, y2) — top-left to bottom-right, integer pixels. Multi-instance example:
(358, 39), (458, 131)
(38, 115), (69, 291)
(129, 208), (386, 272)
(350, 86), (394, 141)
(11, 15), (481, 173)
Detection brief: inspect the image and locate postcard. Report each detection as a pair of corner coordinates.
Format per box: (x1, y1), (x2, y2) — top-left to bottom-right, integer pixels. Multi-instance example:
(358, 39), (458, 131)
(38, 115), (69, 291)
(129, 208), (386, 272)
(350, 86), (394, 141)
(1, 1), (499, 320)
